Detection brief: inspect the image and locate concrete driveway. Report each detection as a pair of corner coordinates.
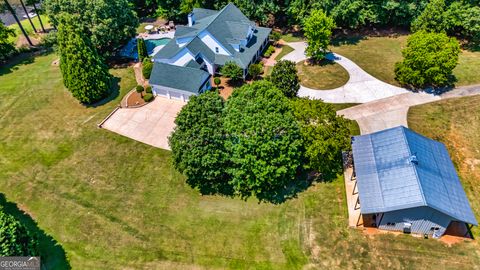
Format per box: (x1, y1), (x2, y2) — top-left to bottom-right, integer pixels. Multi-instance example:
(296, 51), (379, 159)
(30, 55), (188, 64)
(101, 97), (185, 150)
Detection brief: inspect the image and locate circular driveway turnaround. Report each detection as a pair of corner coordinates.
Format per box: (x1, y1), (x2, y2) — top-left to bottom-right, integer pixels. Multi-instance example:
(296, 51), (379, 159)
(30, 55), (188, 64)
(282, 42), (480, 134)
(282, 42), (409, 103)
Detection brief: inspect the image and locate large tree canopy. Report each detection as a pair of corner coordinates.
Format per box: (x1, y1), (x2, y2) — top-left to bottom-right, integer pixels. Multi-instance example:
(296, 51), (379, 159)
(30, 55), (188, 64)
(0, 208), (38, 256)
(224, 81), (304, 202)
(169, 91), (231, 195)
(269, 60), (300, 98)
(0, 23), (16, 62)
(303, 9), (335, 62)
(291, 98), (350, 178)
(394, 31), (460, 89)
(44, 0), (138, 54)
(57, 14), (112, 104)
(411, 0), (447, 33)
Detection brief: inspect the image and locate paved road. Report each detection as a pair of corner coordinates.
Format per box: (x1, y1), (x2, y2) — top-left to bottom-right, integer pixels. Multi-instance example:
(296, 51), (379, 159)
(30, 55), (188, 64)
(282, 42), (409, 103)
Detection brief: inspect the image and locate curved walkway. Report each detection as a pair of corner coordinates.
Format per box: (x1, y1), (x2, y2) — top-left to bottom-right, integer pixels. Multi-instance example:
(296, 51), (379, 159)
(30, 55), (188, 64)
(282, 42), (409, 103)
(282, 41), (480, 134)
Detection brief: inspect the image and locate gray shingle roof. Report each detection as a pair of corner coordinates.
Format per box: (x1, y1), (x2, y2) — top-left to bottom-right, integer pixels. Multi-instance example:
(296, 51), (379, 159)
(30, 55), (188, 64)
(149, 62), (210, 94)
(153, 3), (271, 68)
(352, 126), (477, 225)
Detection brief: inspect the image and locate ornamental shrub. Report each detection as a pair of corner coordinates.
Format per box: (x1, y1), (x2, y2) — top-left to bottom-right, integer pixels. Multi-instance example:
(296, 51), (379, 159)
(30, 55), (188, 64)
(143, 93), (154, 102)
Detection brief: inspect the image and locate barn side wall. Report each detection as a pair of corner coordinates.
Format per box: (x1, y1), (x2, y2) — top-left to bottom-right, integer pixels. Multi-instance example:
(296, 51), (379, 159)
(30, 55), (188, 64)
(378, 206), (452, 238)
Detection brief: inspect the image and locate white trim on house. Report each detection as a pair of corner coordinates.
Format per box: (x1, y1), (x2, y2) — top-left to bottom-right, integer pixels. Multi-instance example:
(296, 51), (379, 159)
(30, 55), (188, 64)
(198, 30), (231, 56)
(151, 79), (211, 102)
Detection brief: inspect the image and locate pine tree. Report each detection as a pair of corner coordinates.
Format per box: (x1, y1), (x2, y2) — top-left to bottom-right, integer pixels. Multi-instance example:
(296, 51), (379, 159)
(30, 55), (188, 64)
(137, 38), (147, 61)
(57, 14), (112, 104)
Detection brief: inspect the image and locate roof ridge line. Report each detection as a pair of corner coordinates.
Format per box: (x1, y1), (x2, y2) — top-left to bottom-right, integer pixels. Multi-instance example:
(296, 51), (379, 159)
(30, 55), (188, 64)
(156, 61), (209, 73)
(401, 126), (428, 207)
(180, 3), (232, 56)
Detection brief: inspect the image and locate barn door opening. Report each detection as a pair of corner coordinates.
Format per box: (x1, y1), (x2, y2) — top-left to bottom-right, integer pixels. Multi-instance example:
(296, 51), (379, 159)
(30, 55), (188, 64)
(403, 222), (412, 234)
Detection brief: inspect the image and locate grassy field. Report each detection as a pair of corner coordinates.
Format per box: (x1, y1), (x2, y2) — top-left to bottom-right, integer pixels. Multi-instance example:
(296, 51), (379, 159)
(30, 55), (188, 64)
(7, 15), (51, 44)
(1, 53), (480, 269)
(296, 60), (349, 90)
(275, 44), (294, 61)
(331, 35), (480, 87)
(281, 33), (304, 43)
(408, 96), (480, 239)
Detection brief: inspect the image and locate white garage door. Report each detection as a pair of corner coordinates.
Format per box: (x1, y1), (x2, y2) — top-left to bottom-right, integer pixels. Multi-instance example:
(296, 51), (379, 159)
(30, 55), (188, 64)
(169, 91), (183, 100)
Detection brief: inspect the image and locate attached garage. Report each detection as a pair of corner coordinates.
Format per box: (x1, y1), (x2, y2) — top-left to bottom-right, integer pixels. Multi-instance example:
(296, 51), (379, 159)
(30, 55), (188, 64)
(149, 61), (211, 102)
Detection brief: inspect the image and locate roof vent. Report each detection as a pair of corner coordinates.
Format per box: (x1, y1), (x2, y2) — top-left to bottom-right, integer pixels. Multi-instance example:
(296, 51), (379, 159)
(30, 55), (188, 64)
(409, 154), (418, 165)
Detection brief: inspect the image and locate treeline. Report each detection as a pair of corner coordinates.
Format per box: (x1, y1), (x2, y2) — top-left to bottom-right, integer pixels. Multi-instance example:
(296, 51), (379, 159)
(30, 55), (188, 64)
(136, 0), (479, 41)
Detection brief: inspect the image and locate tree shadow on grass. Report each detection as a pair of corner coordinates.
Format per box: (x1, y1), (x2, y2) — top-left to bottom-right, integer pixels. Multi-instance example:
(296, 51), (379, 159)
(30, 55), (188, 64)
(331, 35), (366, 46)
(0, 52), (36, 76)
(85, 76), (121, 108)
(0, 194), (71, 270)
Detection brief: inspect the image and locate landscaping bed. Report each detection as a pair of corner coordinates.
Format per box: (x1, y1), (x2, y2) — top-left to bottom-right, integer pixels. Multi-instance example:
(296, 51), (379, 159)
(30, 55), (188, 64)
(296, 60), (349, 90)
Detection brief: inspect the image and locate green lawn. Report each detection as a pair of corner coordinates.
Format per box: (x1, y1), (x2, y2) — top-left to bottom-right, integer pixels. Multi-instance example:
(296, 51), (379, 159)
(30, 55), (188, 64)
(7, 14), (51, 44)
(281, 33), (304, 43)
(331, 35), (480, 87)
(408, 96), (480, 239)
(1, 53), (480, 269)
(296, 60), (349, 90)
(275, 44), (294, 61)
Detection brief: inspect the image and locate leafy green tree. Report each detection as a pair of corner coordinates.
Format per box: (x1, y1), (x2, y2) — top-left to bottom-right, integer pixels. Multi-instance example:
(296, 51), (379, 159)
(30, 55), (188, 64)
(394, 31), (460, 88)
(411, 0), (447, 33)
(1, 0), (33, 46)
(224, 81), (303, 201)
(0, 23), (16, 62)
(142, 58), (153, 79)
(0, 208), (38, 256)
(445, 2), (480, 43)
(291, 98), (350, 177)
(247, 63), (262, 79)
(44, 0), (138, 55)
(269, 31), (281, 45)
(169, 91), (232, 195)
(137, 38), (148, 62)
(57, 14), (112, 104)
(220, 61), (243, 82)
(136, 85), (144, 97)
(269, 60), (299, 98)
(303, 9), (335, 61)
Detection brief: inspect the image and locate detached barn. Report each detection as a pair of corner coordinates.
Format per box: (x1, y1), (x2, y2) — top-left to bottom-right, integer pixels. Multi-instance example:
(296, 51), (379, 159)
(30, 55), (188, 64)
(351, 126), (477, 238)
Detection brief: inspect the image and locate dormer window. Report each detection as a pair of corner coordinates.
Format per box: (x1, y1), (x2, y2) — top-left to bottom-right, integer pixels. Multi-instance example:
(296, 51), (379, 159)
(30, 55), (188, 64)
(215, 47), (219, 53)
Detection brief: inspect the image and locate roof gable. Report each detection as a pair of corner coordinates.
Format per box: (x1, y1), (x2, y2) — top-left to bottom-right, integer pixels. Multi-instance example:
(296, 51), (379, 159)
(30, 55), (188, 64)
(352, 126), (477, 225)
(149, 62), (210, 93)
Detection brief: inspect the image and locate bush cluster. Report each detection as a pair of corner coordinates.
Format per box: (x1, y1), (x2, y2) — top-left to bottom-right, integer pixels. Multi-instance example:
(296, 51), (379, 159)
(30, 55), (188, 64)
(262, 45), (275, 58)
(169, 81), (350, 202)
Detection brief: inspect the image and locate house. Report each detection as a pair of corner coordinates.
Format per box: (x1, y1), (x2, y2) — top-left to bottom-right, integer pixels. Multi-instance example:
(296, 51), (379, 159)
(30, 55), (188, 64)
(351, 126), (477, 238)
(150, 3), (271, 101)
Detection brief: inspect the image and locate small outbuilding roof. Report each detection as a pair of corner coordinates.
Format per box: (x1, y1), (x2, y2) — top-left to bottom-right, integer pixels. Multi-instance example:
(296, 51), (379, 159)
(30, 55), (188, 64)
(352, 126), (477, 225)
(149, 62), (210, 94)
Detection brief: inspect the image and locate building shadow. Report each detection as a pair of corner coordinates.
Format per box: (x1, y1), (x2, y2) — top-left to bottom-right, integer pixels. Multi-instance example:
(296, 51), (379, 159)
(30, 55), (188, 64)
(0, 194), (71, 270)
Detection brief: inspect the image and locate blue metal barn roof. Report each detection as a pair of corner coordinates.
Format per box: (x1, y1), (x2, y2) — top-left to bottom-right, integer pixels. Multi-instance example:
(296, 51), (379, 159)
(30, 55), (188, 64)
(352, 126), (477, 225)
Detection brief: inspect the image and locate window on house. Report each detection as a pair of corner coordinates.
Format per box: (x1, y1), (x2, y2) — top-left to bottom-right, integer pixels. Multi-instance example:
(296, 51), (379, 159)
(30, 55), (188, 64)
(215, 47), (219, 53)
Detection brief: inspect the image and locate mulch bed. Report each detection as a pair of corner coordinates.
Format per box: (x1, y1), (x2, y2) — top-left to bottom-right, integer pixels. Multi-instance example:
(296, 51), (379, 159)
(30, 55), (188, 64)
(126, 91), (146, 107)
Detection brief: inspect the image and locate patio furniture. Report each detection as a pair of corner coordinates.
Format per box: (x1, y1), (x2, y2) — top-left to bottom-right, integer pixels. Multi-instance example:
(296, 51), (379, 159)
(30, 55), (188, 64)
(144, 24), (154, 33)
(168, 21), (175, 30)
